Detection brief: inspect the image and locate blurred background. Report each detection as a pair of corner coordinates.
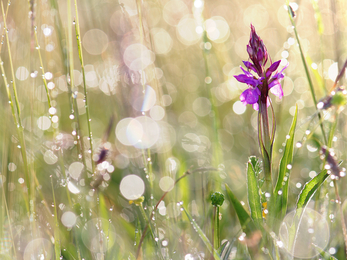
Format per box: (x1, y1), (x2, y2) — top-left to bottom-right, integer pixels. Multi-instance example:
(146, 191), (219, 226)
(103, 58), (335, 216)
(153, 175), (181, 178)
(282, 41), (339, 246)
(0, 0), (347, 259)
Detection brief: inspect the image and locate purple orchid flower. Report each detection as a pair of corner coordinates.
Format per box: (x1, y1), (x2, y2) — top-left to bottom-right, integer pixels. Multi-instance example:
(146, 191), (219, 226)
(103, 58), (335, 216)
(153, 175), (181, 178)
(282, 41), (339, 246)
(234, 24), (288, 110)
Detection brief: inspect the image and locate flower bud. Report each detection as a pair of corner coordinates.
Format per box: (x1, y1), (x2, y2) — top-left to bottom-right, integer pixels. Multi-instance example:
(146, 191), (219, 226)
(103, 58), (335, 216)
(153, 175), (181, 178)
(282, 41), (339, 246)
(210, 191), (225, 207)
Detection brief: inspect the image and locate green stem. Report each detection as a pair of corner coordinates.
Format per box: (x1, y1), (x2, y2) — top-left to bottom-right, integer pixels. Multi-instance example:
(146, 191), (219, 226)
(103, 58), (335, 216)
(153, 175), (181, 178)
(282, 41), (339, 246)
(202, 32), (221, 167)
(1, 1), (31, 207)
(286, 1), (327, 145)
(259, 99), (272, 196)
(138, 204), (156, 241)
(211, 206), (216, 259)
(74, 0), (95, 173)
(334, 180), (347, 257)
(51, 177), (61, 260)
(135, 168), (216, 259)
(215, 206), (220, 248)
(67, 0), (87, 175)
(328, 114), (347, 255)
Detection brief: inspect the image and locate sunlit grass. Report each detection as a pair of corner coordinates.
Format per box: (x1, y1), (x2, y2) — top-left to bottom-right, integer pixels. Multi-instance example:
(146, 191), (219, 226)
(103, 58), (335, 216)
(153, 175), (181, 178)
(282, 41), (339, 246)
(0, 0), (347, 259)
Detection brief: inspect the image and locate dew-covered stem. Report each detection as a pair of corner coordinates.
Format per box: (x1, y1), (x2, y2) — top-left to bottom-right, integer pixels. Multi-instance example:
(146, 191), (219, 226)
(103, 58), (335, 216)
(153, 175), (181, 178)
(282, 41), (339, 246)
(286, 0), (327, 145)
(66, 0), (87, 174)
(1, 1), (31, 205)
(136, 168), (217, 259)
(74, 0), (95, 173)
(33, 28), (52, 109)
(259, 98), (273, 197)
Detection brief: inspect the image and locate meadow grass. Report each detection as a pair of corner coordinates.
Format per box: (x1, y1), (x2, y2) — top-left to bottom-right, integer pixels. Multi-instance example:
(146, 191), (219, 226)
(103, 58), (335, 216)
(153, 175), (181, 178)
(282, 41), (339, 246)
(0, 0), (347, 259)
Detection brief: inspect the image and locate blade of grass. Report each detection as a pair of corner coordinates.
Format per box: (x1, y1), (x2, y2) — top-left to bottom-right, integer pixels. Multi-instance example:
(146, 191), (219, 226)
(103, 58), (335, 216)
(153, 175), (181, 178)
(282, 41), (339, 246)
(51, 176), (62, 260)
(296, 170), (329, 210)
(225, 184), (257, 236)
(67, 0), (87, 174)
(182, 206), (222, 260)
(306, 55), (325, 93)
(270, 105), (298, 231)
(285, 0), (327, 145)
(313, 241), (338, 260)
(1, 122), (16, 258)
(73, 0), (95, 173)
(219, 240), (235, 260)
(246, 160), (263, 231)
(1, 1), (31, 206)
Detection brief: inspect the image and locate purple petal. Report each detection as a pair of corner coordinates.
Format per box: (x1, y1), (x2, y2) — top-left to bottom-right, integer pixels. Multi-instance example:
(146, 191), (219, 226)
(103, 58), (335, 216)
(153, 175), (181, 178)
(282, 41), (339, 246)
(266, 60), (281, 78)
(269, 82), (283, 99)
(242, 61), (257, 73)
(240, 66), (253, 77)
(234, 74), (260, 88)
(247, 45), (253, 57)
(257, 49), (263, 63)
(273, 63), (289, 79)
(271, 72), (285, 82)
(252, 102), (259, 110)
(240, 88), (260, 105)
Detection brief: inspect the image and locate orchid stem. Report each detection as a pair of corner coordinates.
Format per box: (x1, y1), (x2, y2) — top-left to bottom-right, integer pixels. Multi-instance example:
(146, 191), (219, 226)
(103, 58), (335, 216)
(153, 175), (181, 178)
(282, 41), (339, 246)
(259, 99), (273, 196)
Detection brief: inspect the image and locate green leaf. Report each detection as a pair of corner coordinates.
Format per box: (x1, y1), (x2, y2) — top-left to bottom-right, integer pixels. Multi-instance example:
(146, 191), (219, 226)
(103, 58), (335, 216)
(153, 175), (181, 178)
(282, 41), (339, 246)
(217, 240), (229, 255)
(270, 105), (297, 231)
(51, 178), (61, 260)
(246, 160), (263, 231)
(225, 184), (257, 236)
(306, 55), (325, 93)
(182, 206), (221, 260)
(218, 240), (235, 260)
(314, 243), (338, 260)
(296, 170), (329, 210)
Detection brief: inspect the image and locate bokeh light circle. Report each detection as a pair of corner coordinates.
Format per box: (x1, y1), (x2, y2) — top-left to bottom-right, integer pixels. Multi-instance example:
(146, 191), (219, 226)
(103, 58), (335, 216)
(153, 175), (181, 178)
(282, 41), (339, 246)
(83, 29), (109, 55)
(192, 97), (211, 117)
(163, 0), (189, 26)
(116, 116), (160, 149)
(176, 16), (200, 45)
(151, 28), (173, 54)
(159, 176), (174, 192)
(23, 238), (53, 260)
(44, 150), (58, 165)
(116, 118), (142, 146)
(243, 4), (269, 30)
(120, 174), (145, 200)
(61, 211), (77, 228)
(37, 116), (51, 130)
(150, 105), (165, 121)
(16, 66), (29, 81)
(204, 16), (230, 43)
(68, 182), (80, 194)
(123, 44), (155, 71)
(68, 162), (84, 180)
(233, 101), (246, 115)
(279, 208), (329, 258)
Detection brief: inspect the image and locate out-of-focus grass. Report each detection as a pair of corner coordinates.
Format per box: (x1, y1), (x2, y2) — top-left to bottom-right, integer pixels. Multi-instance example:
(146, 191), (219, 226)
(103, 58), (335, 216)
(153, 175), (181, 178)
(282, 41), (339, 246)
(0, 0), (346, 259)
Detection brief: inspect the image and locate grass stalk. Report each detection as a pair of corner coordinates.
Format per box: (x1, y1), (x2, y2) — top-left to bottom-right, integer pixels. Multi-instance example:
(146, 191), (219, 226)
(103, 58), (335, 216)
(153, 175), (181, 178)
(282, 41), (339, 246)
(182, 206), (221, 260)
(66, 0), (87, 175)
(51, 176), (62, 260)
(73, 0), (95, 173)
(1, 1), (31, 205)
(286, 0), (327, 145)
(33, 28), (52, 109)
(33, 19), (73, 207)
(135, 167), (217, 259)
(328, 113), (347, 256)
(1, 124), (16, 258)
